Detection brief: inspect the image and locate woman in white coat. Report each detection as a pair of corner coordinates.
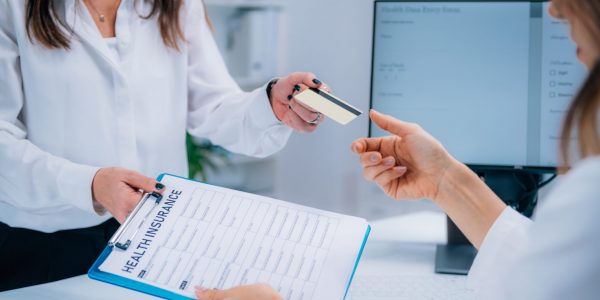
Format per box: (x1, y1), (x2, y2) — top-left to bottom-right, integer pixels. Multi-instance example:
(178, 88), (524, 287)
(351, 0), (600, 299)
(0, 0), (328, 290)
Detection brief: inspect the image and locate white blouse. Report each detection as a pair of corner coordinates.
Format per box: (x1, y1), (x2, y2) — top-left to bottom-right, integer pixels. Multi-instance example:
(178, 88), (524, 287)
(468, 156), (600, 299)
(104, 37), (119, 62)
(0, 1), (292, 232)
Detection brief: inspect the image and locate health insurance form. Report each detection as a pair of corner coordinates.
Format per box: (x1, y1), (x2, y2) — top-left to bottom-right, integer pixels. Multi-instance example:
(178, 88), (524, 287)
(98, 174), (370, 299)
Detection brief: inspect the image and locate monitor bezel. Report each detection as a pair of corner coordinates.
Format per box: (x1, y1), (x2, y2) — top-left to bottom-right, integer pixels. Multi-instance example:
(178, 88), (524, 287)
(369, 0), (557, 173)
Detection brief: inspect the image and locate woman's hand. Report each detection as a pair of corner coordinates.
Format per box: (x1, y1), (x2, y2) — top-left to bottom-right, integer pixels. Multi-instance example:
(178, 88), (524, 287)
(195, 284), (282, 300)
(91, 167), (165, 223)
(353, 110), (507, 248)
(351, 110), (456, 202)
(269, 72), (330, 133)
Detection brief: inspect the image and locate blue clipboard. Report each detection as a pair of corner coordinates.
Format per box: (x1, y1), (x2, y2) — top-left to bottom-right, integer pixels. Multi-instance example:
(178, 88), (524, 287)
(88, 173), (371, 300)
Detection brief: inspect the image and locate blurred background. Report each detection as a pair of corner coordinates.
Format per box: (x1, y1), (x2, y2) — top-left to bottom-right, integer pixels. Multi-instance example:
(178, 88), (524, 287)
(195, 0), (439, 221)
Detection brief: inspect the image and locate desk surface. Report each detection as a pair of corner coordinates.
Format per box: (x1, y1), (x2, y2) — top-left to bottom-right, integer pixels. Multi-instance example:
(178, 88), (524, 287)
(0, 211), (451, 300)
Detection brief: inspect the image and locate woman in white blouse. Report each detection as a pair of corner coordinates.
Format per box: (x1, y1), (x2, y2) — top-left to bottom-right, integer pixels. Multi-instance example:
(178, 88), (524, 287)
(0, 0), (328, 291)
(350, 0), (600, 299)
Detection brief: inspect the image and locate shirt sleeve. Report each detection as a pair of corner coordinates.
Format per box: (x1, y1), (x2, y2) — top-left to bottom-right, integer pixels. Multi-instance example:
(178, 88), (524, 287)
(467, 207), (532, 298)
(0, 1), (100, 216)
(184, 2), (292, 158)
(468, 158), (600, 299)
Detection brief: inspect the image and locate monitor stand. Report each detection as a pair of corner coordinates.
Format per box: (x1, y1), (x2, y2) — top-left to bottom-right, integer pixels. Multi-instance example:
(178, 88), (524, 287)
(434, 170), (542, 275)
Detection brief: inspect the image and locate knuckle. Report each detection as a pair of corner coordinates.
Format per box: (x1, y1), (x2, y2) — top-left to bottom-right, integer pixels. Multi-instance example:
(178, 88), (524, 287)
(289, 72), (302, 81)
(409, 122), (421, 130)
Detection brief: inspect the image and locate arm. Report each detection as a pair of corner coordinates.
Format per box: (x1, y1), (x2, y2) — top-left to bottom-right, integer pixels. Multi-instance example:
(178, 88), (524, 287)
(0, 2), (164, 224)
(0, 3), (99, 215)
(435, 159), (507, 248)
(184, 3), (325, 158)
(352, 110), (506, 248)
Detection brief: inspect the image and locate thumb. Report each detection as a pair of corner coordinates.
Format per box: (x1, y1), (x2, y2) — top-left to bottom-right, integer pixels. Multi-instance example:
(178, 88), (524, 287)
(195, 288), (225, 300)
(123, 170), (163, 193)
(370, 110), (416, 137)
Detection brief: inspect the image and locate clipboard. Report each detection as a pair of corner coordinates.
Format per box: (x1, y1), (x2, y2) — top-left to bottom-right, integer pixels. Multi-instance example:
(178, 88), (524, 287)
(88, 173), (371, 300)
(89, 174), (193, 299)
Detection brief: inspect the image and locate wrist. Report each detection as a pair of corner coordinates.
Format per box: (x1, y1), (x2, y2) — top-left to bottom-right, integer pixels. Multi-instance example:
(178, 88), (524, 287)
(433, 158), (507, 248)
(266, 78), (279, 105)
(91, 168), (107, 214)
(433, 158), (476, 206)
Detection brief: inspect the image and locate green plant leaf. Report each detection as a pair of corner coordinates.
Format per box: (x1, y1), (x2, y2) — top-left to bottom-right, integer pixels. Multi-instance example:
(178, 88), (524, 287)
(186, 133), (230, 181)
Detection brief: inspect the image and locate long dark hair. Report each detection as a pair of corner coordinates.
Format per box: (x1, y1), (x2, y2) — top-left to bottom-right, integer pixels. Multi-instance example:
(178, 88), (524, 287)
(560, 62), (600, 169)
(25, 0), (187, 50)
(554, 0), (600, 171)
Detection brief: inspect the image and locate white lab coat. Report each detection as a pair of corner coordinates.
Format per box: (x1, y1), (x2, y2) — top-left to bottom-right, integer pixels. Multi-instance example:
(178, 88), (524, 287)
(468, 156), (600, 299)
(0, 1), (292, 232)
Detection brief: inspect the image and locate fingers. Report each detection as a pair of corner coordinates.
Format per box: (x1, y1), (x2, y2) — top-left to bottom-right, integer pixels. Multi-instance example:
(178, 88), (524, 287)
(362, 156), (396, 180)
(320, 83), (332, 93)
(195, 287), (223, 300)
(285, 109), (317, 133)
(351, 137), (384, 154)
(373, 166), (408, 187)
(286, 72), (323, 89)
(289, 99), (322, 124)
(359, 152), (383, 167)
(370, 110), (418, 137)
(361, 157), (408, 192)
(123, 170), (164, 194)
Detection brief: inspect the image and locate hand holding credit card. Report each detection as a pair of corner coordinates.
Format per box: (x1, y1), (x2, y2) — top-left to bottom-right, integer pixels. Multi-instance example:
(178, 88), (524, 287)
(294, 88), (362, 125)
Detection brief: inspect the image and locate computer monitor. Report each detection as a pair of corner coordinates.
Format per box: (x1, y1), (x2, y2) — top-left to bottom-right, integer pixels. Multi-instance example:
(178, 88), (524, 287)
(369, 0), (587, 275)
(370, 0), (586, 171)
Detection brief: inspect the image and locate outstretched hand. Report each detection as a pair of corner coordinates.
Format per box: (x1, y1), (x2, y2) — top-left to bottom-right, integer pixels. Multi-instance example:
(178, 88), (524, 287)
(351, 110), (454, 202)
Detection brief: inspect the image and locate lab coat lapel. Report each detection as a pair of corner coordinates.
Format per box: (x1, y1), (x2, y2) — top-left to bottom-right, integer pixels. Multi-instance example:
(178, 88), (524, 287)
(63, 0), (123, 74)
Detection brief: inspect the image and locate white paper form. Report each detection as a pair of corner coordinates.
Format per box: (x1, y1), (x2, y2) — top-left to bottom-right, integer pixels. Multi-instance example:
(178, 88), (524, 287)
(99, 174), (370, 300)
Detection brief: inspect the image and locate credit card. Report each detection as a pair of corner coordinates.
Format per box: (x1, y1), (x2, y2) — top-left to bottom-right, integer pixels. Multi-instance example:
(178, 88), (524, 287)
(294, 88), (362, 125)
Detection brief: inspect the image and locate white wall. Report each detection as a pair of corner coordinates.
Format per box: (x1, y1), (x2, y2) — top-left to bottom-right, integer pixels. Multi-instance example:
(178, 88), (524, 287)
(207, 0), (555, 221)
(272, 0), (438, 219)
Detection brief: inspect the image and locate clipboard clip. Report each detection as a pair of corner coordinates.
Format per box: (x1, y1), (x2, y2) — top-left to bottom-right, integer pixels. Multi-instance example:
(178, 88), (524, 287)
(108, 191), (163, 251)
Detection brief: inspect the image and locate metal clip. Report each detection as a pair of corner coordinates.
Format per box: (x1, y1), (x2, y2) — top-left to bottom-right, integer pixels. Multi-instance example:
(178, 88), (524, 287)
(108, 191), (163, 251)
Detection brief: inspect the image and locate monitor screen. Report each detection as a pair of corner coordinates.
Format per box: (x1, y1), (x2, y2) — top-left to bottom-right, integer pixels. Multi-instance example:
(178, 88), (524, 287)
(370, 1), (587, 169)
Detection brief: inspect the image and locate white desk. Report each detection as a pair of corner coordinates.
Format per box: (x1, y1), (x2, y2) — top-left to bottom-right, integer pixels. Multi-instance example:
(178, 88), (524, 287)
(0, 211), (456, 300)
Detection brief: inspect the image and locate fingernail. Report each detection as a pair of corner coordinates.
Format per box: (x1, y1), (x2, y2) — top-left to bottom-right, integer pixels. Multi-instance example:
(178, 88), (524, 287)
(370, 154), (378, 162)
(384, 158), (395, 166)
(155, 183), (164, 190)
(313, 78), (322, 84)
(287, 95), (292, 101)
(395, 166), (407, 174)
(294, 85), (301, 91)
